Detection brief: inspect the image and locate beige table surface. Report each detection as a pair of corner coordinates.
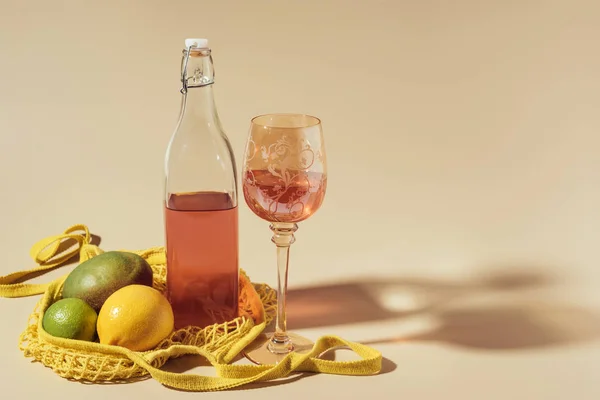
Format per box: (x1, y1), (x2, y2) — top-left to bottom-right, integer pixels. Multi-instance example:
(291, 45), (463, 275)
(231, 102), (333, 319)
(1, 1), (600, 399)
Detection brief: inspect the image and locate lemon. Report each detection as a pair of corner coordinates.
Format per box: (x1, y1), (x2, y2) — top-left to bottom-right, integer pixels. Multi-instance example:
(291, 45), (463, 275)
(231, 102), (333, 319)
(97, 284), (174, 351)
(42, 298), (97, 341)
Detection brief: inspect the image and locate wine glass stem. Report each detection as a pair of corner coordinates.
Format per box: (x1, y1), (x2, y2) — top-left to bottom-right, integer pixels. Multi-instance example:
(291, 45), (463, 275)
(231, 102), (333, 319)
(269, 222), (298, 354)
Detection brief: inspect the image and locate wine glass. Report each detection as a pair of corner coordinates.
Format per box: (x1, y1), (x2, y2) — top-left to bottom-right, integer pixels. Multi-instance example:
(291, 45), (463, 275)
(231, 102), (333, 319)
(242, 114), (327, 364)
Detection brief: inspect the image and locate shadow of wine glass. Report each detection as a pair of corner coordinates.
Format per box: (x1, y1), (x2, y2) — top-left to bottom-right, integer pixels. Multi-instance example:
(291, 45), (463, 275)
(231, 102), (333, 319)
(286, 267), (556, 330)
(286, 266), (600, 352)
(362, 303), (600, 351)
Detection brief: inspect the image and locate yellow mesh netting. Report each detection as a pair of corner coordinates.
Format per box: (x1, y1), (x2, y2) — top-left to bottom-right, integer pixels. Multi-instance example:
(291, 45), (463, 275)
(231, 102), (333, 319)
(1, 224), (382, 391)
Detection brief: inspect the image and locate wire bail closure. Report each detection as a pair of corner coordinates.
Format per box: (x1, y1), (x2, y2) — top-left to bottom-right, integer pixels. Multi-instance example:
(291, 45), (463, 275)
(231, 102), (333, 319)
(181, 44), (215, 94)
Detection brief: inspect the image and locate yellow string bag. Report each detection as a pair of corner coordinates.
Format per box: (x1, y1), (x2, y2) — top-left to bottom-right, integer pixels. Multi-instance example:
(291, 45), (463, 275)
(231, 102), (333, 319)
(0, 224), (382, 391)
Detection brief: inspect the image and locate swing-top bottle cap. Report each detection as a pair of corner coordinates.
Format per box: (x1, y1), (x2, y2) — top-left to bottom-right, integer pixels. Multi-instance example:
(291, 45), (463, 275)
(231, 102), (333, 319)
(185, 38), (209, 49)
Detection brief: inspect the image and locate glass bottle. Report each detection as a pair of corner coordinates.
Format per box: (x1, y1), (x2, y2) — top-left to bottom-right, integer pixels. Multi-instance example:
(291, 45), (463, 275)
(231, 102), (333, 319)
(164, 38), (239, 329)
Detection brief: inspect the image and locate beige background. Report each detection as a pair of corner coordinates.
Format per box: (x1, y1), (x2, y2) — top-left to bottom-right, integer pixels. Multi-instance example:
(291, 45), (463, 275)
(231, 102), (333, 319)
(1, 0), (599, 398)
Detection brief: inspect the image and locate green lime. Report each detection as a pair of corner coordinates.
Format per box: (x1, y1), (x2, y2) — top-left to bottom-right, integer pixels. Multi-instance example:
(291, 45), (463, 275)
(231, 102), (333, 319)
(42, 298), (97, 341)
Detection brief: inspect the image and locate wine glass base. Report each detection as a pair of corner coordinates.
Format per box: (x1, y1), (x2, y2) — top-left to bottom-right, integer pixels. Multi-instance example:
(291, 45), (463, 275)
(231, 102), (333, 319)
(244, 332), (314, 365)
